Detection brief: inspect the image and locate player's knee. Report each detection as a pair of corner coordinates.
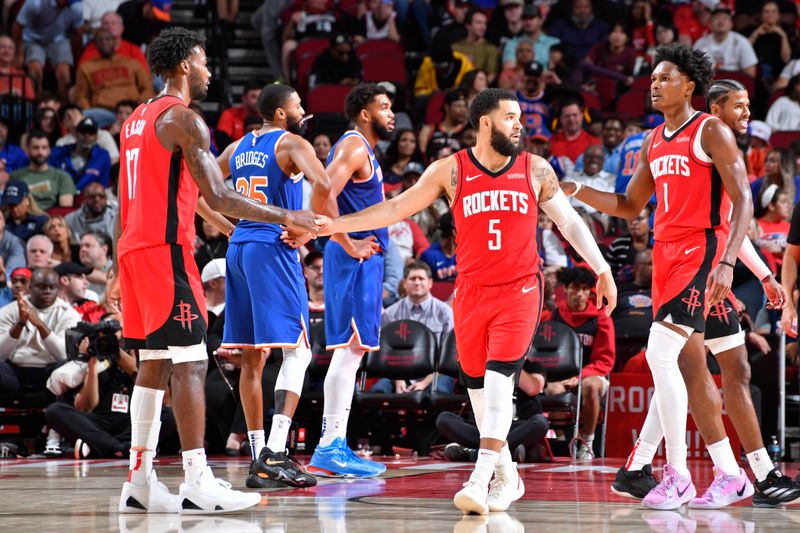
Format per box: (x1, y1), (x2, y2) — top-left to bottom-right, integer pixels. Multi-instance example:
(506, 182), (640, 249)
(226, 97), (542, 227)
(645, 322), (686, 370)
(275, 345), (312, 396)
(722, 355), (751, 387)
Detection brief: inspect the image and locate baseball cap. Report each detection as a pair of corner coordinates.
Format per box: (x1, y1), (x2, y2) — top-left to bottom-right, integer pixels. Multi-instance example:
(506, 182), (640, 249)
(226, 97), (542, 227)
(748, 120), (772, 143)
(524, 61), (544, 77)
(10, 267), (32, 280)
(2, 180), (29, 205)
(55, 262), (93, 277)
(303, 250), (323, 267)
(402, 161), (425, 176)
(698, 0), (720, 9)
(453, 0), (471, 7)
(201, 258), (226, 283)
(377, 81), (397, 98)
(151, 0), (173, 22)
(444, 91), (466, 105)
(501, 0), (524, 6)
(522, 5), (541, 18)
(76, 117), (98, 134)
(439, 212), (455, 235)
(330, 32), (353, 47)
(710, 6), (733, 17)
(528, 127), (552, 142)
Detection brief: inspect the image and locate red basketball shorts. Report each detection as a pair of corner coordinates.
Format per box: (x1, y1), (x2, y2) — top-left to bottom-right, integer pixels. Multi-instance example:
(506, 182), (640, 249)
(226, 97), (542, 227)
(453, 271), (544, 379)
(652, 228), (727, 333)
(119, 244), (207, 350)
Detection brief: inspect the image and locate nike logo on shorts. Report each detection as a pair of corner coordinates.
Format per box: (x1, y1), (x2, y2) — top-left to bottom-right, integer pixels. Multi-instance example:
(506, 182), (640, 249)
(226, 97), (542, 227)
(522, 284), (537, 294)
(684, 246), (701, 255)
(465, 174), (483, 182)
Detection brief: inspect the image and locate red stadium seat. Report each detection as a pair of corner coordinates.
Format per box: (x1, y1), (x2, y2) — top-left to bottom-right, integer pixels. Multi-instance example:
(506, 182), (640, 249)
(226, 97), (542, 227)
(294, 38), (329, 95)
(424, 91), (446, 125)
(356, 39), (404, 61)
(691, 94), (707, 111)
(615, 89), (646, 118)
(337, 0), (361, 17)
(306, 84), (351, 115)
(768, 88), (786, 109)
(594, 78), (617, 111)
(431, 280), (455, 301)
(362, 56), (408, 87)
(631, 76), (652, 91)
(713, 71), (755, 96)
(580, 90), (601, 111)
(769, 131), (800, 149)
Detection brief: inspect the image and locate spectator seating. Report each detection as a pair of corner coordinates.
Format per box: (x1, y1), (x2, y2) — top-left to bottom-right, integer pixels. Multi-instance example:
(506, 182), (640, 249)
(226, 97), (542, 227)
(768, 88), (785, 108)
(362, 55), (407, 87)
(431, 329), (468, 412)
(356, 319), (437, 409)
(306, 84), (352, 138)
(611, 307), (652, 372)
(430, 280), (455, 302)
(424, 91), (447, 125)
(356, 39), (404, 61)
(713, 71), (755, 97)
(616, 89), (646, 118)
(530, 321), (583, 441)
(770, 131), (800, 149)
(294, 37), (330, 96)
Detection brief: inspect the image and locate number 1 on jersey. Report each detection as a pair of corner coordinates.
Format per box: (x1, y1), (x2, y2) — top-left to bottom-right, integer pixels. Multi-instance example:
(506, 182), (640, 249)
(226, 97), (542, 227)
(125, 148), (140, 200)
(663, 182), (669, 213)
(488, 219), (501, 250)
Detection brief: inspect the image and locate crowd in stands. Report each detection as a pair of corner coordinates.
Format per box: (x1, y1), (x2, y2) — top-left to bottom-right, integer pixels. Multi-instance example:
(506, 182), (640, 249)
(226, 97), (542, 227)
(0, 0), (798, 460)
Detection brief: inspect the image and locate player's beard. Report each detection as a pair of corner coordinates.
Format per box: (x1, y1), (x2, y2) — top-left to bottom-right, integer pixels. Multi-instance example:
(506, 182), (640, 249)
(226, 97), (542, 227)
(189, 70), (209, 101)
(373, 122), (394, 141)
(490, 127), (523, 157)
(287, 114), (308, 136)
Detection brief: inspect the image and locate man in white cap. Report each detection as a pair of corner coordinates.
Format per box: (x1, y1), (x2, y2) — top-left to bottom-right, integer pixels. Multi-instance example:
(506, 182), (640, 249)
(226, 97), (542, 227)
(201, 258), (226, 318)
(747, 120), (772, 179)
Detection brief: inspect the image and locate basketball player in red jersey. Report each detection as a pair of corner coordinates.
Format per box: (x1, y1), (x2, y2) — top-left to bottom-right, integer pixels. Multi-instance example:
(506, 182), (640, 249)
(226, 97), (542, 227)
(109, 28), (321, 514)
(562, 45), (752, 510)
(610, 79), (800, 508)
(318, 88), (617, 514)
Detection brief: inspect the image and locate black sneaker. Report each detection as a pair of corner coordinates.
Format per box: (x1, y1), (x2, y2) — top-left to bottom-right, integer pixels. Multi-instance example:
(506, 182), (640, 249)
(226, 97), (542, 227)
(610, 464), (658, 499)
(246, 447), (318, 489)
(443, 443), (478, 462)
(753, 468), (800, 507)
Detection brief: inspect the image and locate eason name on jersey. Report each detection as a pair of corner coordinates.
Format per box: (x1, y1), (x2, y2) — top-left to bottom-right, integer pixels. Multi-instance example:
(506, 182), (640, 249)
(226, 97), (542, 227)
(649, 154), (690, 179)
(462, 190), (529, 218)
(234, 151), (269, 170)
(124, 119), (146, 139)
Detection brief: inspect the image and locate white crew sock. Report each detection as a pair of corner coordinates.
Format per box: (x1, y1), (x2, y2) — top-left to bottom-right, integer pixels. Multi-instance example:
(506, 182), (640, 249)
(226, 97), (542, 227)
(707, 437), (740, 476)
(746, 448), (775, 482)
(581, 433), (595, 447)
(496, 444), (514, 475)
(319, 346), (364, 447)
(128, 386), (164, 486)
(248, 429), (265, 460)
(645, 323), (691, 477)
(182, 448), (207, 485)
(470, 449), (500, 486)
(266, 415), (292, 453)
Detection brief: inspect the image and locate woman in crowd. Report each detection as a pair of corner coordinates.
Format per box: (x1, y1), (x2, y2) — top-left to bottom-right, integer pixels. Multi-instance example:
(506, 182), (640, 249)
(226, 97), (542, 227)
(766, 73), (800, 132)
(381, 129), (424, 186)
(44, 215), (77, 264)
(755, 184), (792, 272)
(457, 69), (488, 107)
(20, 107), (60, 152)
(751, 147), (800, 210)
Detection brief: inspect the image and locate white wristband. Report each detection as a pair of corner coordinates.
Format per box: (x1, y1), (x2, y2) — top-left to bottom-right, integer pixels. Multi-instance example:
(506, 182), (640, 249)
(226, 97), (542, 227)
(568, 182), (583, 197)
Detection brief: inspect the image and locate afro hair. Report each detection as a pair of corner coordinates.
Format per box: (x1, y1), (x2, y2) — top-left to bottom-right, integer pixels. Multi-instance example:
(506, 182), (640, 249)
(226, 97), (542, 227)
(146, 27), (206, 76)
(653, 44), (715, 96)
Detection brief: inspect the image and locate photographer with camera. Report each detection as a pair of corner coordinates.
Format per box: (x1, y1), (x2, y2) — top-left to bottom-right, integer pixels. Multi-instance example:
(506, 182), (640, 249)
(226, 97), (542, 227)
(46, 321), (177, 458)
(0, 267), (81, 394)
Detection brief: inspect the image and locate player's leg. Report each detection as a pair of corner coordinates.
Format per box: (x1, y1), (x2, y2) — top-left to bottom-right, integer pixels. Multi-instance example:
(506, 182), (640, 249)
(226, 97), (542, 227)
(311, 244), (383, 477)
(239, 347), (267, 458)
(678, 332), (752, 509)
(575, 375), (607, 461)
(715, 343), (800, 506)
(611, 397), (661, 498)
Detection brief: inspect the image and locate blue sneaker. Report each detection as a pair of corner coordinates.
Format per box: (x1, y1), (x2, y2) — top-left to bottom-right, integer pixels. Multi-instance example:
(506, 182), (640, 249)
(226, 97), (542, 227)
(307, 438), (386, 478)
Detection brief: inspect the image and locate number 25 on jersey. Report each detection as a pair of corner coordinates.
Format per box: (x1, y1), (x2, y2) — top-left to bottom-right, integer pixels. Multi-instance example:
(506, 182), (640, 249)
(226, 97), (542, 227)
(235, 177), (269, 204)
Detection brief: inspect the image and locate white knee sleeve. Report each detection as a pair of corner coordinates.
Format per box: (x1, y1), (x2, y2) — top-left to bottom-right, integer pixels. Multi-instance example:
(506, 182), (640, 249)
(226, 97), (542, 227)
(480, 370), (515, 442)
(275, 345), (313, 396)
(645, 322), (688, 371)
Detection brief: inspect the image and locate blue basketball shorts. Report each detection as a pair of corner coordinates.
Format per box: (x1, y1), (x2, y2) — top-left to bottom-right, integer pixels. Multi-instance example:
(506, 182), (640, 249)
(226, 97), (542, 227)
(323, 239), (384, 351)
(222, 241), (309, 349)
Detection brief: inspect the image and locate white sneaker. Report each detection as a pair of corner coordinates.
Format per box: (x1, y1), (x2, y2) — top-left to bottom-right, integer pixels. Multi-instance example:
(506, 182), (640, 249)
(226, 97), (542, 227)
(179, 467), (262, 514)
(487, 464), (525, 512)
(454, 479), (489, 515)
(119, 471), (181, 513)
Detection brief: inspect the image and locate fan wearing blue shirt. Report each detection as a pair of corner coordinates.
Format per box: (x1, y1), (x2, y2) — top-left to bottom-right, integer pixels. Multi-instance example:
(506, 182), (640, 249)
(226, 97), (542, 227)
(0, 118), (28, 172)
(420, 212), (457, 282)
(49, 117), (111, 190)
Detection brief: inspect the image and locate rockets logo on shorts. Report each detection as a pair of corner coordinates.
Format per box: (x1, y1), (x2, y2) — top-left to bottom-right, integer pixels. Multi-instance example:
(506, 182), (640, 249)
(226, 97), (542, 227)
(173, 300), (199, 331)
(681, 286), (703, 316)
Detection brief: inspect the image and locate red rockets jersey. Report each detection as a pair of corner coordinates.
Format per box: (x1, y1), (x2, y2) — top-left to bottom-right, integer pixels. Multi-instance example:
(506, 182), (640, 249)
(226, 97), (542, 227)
(451, 148), (540, 286)
(118, 95), (200, 258)
(647, 111), (723, 242)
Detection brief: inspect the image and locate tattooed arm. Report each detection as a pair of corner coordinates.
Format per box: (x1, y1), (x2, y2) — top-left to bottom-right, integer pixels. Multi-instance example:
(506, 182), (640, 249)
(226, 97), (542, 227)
(158, 106), (320, 233)
(322, 156), (453, 236)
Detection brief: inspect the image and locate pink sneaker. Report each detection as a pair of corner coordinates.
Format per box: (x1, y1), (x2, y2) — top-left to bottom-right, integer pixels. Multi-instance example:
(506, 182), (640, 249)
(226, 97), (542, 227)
(642, 464), (696, 510)
(689, 467), (754, 509)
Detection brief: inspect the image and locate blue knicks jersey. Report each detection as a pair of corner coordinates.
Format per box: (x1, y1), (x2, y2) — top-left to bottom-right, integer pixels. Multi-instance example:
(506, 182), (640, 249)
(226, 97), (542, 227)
(327, 130), (389, 251)
(230, 129), (302, 245)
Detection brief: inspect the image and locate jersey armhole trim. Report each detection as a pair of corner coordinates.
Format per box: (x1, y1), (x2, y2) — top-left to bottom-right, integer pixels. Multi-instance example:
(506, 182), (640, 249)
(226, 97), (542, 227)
(450, 151), (464, 209)
(525, 152), (538, 203)
(341, 130), (375, 184)
(690, 116), (714, 165)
